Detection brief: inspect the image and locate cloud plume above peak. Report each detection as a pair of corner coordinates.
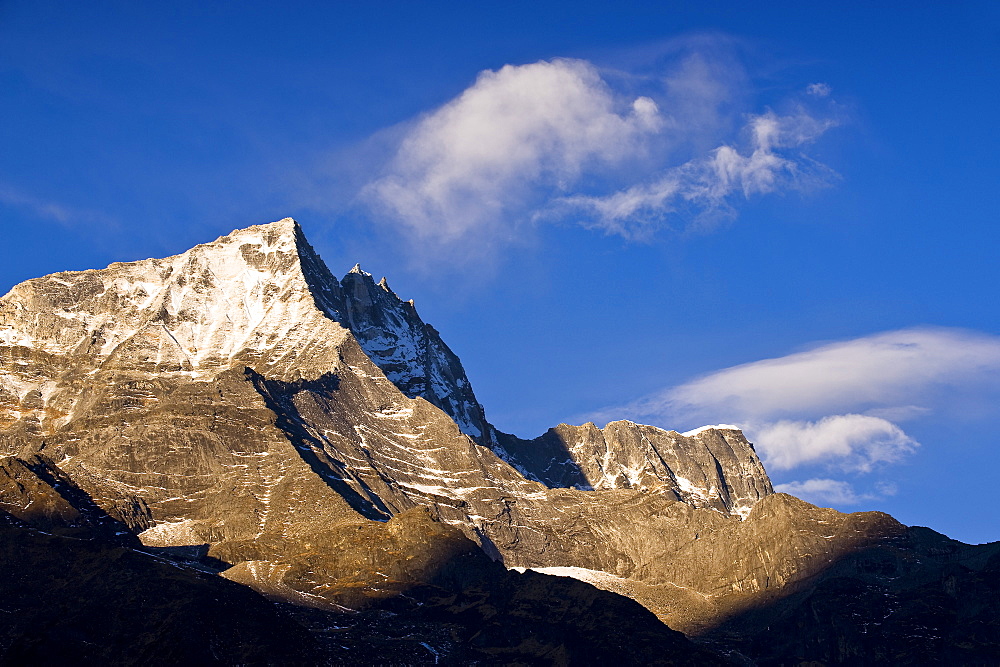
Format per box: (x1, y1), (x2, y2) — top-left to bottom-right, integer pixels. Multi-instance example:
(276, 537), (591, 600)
(361, 51), (839, 257)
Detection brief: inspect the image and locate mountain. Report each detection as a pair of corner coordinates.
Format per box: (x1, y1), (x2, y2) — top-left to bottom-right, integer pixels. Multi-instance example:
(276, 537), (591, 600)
(1, 218), (998, 664)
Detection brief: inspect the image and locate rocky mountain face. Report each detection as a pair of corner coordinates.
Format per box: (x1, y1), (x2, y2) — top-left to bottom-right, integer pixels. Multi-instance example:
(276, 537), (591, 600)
(496, 422), (772, 517)
(338, 263), (493, 443)
(1, 218), (998, 665)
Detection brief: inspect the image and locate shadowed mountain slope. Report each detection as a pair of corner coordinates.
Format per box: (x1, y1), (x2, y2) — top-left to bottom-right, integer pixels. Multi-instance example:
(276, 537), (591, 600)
(0, 468), (722, 665)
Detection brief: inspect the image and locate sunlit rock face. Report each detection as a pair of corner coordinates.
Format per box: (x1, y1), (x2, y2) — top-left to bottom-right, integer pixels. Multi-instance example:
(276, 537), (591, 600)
(2, 218), (998, 664)
(0, 219), (767, 557)
(496, 421), (773, 517)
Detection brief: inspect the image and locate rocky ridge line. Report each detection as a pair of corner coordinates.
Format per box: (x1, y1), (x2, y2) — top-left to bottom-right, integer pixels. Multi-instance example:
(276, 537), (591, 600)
(2, 218), (997, 664)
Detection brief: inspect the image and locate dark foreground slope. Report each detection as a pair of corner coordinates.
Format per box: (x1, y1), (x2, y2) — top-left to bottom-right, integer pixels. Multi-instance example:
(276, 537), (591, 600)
(695, 494), (1000, 664)
(0, 517), (322, 665)
(0, 464), (723, 666)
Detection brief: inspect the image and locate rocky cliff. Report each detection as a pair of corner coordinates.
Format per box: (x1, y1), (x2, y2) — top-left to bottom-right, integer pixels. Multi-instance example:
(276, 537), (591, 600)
(338, 263), (493, 443)
(496, 421), (772, 516)
(1, 218), (997, 664)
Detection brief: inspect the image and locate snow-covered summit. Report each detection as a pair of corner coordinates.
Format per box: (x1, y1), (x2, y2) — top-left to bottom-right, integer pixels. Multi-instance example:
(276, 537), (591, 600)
(0, 217), (495, 441)
(0, 217), (350, 379)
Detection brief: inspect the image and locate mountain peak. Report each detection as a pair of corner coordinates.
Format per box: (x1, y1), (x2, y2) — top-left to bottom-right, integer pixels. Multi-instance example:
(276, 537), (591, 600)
(347, 263), (372, 277)
(2, 218), (996, 665)
(0, 217), (349, 379)
(495, 419), (772, 516)
(239, 216), (298, 232)
(217, 216), (300, 251)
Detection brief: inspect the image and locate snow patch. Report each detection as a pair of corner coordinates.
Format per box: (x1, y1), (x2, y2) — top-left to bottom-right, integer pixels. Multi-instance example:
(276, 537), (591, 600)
(510, 565), (628, 587)
(138, 518), (201, 547)
(681, 424), (741, 437)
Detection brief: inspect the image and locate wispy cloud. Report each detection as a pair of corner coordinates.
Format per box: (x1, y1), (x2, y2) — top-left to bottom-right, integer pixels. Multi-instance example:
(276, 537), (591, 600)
(595, 327), (1000, 474)
(773, 477), (895, 506)
(806, 82), (832, 98)
(558, 108), (837, 238)
(0, 184), (113, 227)
(360, 45), (841, 259)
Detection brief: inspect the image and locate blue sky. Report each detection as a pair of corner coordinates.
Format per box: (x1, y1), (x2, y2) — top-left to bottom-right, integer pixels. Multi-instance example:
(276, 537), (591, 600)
(2, 1), (999, 543)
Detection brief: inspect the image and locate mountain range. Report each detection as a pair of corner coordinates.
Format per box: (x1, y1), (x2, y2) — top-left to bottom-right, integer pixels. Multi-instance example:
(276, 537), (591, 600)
(1, 218), (998, 665)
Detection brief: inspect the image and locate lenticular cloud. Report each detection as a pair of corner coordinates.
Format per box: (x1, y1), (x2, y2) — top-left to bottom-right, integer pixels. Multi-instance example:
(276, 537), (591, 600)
(665, 327), (1000, 422)
(612, 327), (1000, 472)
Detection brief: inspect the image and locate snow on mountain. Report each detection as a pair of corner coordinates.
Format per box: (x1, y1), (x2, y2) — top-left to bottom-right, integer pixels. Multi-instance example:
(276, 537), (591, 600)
(2, 218), (997, 663)
(0, 219), (770, 521)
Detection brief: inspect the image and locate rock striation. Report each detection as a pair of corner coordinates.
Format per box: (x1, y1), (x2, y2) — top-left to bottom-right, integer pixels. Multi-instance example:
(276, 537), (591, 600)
(1, 218), (998, 664)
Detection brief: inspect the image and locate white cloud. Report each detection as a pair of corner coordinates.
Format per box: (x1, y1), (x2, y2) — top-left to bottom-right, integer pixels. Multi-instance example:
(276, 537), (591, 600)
(560, 109), (837, 237)
(754, 414), (917, 472)
(363, 59), (663, 246)
(361, 50), (839, 256)
(773, 478), (870, 506)
(661, 327), (1000, 421)
(601, 327), (1000, 473)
